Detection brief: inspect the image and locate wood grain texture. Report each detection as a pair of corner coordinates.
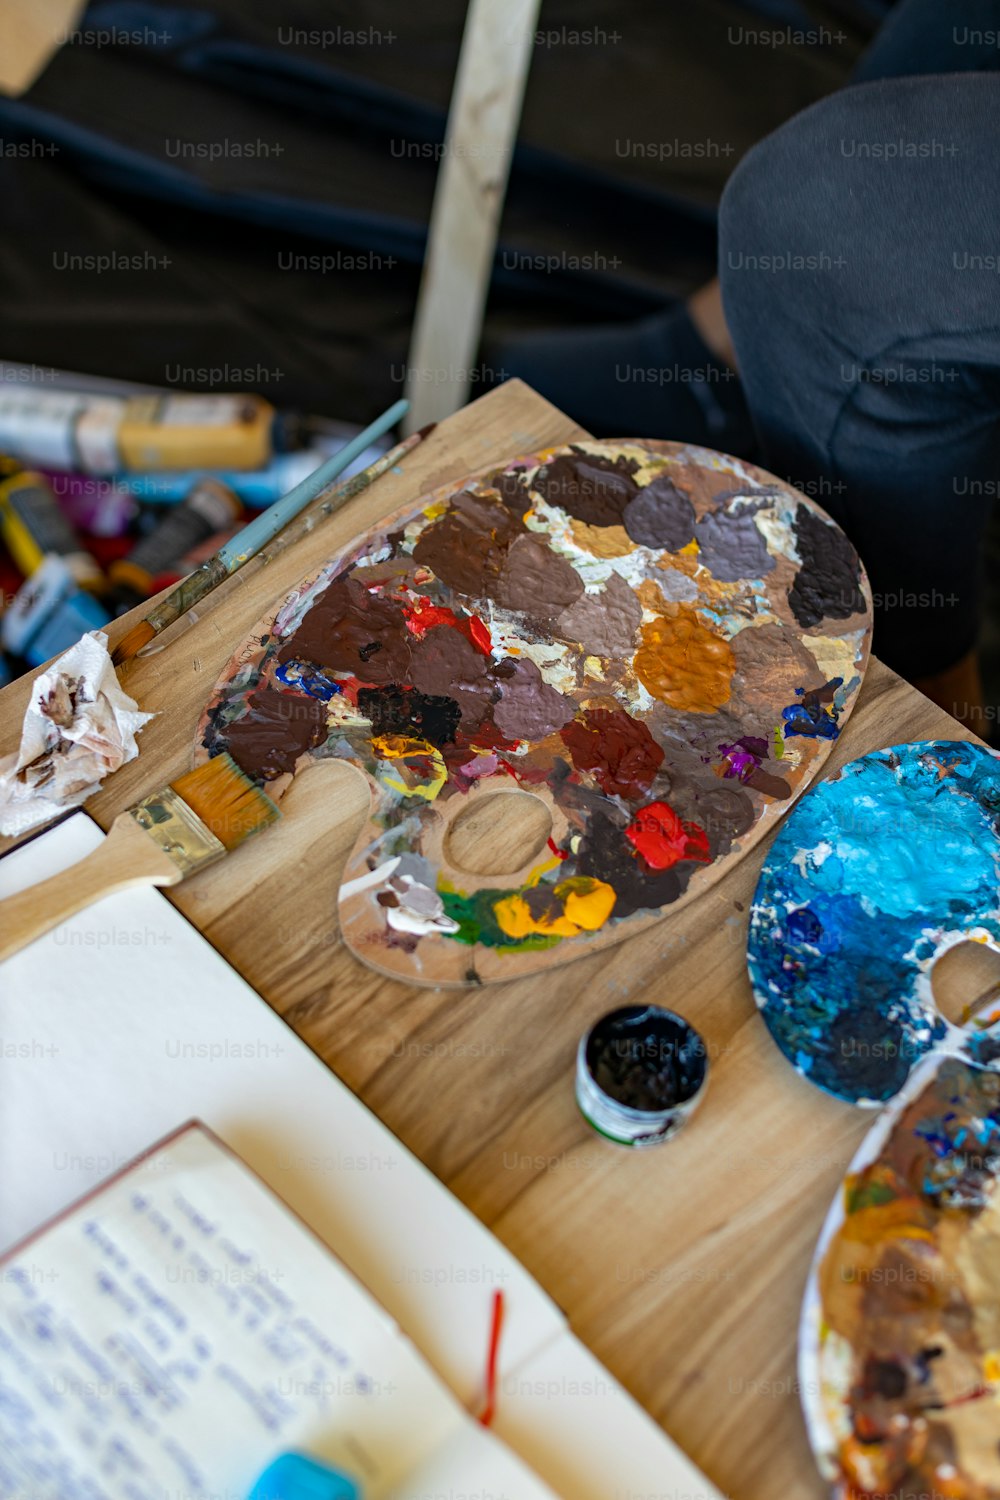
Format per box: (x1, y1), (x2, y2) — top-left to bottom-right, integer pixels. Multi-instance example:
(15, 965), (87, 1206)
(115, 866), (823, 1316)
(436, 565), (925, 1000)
(0, 381), (983, 1500)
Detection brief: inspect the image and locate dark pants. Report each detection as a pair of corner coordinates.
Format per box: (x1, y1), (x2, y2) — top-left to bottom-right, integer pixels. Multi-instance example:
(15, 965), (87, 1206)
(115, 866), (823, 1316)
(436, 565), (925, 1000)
(720, 0), (1000, 675)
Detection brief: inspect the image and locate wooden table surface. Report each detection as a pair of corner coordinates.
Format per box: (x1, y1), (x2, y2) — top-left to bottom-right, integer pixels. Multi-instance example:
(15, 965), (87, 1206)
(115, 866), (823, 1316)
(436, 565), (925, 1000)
(0, 380), (985, 1500)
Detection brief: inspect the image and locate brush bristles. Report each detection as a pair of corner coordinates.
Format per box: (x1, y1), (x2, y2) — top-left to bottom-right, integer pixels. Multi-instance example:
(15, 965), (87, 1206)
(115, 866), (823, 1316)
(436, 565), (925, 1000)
(170, 753), (280, 850)
(112, 620), (156, 666)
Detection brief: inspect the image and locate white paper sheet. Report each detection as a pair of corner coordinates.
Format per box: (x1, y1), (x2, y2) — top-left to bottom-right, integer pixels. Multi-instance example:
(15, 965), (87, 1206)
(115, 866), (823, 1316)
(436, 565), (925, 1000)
(0, 813), (727, 1500)
(0, 1123), (557, 1500)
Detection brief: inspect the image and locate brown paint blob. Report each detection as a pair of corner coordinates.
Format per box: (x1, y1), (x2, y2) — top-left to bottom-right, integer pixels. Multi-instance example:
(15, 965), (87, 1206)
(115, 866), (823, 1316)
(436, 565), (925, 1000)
(622, 475), (696, 550)
(534, 452), (639, 527)
(223, 687), (329, 781)
(488, 467), (532, 515)
(493, 658), (576, 742)
(728, 621), (827, 716)
(555, 571), (642, 658)
(412, 489), (524, 597)
(635, 609), (735, 712)
(409, 625), (495, 731)
(495, 534), (584, 616)
(277, 573), (410, 685)
(561, 708), (664, 799)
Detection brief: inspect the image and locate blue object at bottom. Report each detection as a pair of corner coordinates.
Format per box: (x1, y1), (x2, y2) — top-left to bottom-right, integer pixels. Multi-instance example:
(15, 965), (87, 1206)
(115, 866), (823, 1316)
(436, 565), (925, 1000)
(247, 1453), (360, 1500)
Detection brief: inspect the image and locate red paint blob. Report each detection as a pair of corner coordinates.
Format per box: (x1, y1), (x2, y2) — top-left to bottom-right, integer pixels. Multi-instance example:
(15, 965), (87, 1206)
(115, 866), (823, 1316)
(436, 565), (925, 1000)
(624, 800), (711, 870)
(403, 597), (458, 636)
(465, 614), (492, 655)
(404, 596), (492, 656)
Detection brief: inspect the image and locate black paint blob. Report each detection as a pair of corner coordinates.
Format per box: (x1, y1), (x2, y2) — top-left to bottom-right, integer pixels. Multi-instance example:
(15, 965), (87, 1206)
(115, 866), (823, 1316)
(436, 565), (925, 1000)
(788, 507), (865, 629)
(576, 809), (692, 916)
(586, 1006), (707, 1112)
(357, 685), (461, 747)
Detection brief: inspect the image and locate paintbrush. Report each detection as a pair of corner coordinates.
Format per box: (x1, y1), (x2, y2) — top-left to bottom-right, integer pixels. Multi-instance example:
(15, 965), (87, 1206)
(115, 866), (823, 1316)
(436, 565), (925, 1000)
(112, 397), (410, 666)
(0, 753), (279, 962)
(130, 421), (437, 660)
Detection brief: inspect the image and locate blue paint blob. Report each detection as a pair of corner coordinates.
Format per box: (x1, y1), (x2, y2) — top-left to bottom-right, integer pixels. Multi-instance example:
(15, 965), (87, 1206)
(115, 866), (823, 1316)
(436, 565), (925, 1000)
(747, 741), (1000, 1105)
(781, 679), (844, 740)
(275, 659), (343, 701)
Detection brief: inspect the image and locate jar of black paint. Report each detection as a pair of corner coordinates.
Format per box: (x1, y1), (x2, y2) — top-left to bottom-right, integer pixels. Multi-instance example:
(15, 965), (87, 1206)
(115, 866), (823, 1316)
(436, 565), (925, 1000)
(576, 1005), (709, 1148)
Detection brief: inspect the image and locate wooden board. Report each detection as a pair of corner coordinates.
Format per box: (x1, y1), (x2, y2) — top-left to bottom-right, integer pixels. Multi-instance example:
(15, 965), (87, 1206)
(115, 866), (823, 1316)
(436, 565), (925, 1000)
(403, 0), (541, 430)
(193, 439), (872, 986)
(0, 380), (987, 1500)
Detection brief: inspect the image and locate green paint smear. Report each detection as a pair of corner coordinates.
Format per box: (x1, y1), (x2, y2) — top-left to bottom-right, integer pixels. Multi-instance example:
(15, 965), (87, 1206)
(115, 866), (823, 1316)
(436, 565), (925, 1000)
(845, 1177), (897, 1215)
(439, 888), (562, 952)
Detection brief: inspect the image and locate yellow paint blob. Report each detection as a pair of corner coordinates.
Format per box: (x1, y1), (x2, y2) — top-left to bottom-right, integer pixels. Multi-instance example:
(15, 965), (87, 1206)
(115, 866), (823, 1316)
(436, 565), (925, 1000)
(493, 875), (616, 941)
(494, 895), (578, 940)
(372, 734), (447, 801)
(558, 876), (616, 930)
(635, 608), (735, 712)
(568, 518), (634, 558)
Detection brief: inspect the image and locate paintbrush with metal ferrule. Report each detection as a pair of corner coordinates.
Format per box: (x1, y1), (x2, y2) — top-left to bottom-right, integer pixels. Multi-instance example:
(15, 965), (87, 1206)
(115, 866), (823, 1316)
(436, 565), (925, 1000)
(125, 420), (437, 661)
(112, 397), (410, 666)
(0, 754), (279, 962)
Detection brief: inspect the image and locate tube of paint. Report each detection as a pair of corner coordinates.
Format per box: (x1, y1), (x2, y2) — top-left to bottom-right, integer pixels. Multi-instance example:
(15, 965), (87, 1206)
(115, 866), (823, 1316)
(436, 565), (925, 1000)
(120, 450), (326, 505)
(108, 478), (243, 612)
(0, 389), (275, 474)
(575, 1005), (709, 1148)
(115, 393), (274, 472)
(1, 554), (110, 665)
(0, 471), (105, 592)
(42, 471), (138, 538)
(0, 390), (123, 472)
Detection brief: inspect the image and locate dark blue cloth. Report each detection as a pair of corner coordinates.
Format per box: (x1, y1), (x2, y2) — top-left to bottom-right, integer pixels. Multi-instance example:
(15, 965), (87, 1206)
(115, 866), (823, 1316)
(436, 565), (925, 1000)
(720, 0), (1000, 675)
(506, 0), (1000, 678)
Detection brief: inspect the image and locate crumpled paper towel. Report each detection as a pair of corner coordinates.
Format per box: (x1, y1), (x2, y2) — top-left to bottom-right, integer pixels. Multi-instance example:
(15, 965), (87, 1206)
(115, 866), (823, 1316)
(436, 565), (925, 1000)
(0, 631), (154, 837)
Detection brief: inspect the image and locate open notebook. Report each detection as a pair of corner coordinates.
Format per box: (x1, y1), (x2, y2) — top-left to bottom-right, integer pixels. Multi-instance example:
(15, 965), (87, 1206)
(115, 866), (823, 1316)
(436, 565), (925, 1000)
(0, 1121), (557, 1500)
(0, 812), (726, 1500)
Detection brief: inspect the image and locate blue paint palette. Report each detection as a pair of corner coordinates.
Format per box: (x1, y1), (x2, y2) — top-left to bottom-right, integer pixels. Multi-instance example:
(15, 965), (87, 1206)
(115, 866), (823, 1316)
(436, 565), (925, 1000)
(748, 741), (1000, 1106)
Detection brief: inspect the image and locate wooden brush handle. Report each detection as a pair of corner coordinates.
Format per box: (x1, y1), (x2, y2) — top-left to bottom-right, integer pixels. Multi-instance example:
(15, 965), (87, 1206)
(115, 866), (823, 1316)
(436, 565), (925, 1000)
(0, 815), (181, 963)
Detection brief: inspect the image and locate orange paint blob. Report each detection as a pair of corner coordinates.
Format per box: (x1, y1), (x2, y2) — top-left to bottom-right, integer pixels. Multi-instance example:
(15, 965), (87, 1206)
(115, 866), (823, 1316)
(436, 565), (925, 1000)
(634, 609), (734, 712)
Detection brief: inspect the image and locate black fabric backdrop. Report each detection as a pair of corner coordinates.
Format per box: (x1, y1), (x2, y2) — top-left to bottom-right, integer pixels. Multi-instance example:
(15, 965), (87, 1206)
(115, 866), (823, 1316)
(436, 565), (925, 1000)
(0, 0), (887, 420)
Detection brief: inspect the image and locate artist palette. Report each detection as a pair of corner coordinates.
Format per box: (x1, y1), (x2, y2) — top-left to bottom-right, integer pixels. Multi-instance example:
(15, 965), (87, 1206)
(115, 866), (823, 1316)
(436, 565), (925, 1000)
(748, 741), (1000, 1105)
(800, 1042), (1000, 1499)
(196, 440), (872, 986)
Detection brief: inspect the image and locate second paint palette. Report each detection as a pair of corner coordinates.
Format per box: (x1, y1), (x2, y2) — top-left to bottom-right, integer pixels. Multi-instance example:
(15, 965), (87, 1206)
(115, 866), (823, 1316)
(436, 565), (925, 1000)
(749, 740), (1000, 1105)
(197, 440), (872, 985)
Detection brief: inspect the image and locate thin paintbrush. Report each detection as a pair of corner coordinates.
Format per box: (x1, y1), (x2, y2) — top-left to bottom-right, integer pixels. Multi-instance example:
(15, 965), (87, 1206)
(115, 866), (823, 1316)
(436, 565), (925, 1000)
(132, 421), (437, 659)
(0, 753), (279, 962)
(112, 397), (409, 665)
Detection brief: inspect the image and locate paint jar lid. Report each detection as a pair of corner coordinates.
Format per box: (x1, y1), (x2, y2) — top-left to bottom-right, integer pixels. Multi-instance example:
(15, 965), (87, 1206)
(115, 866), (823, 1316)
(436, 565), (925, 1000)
(576, 1005), (709, 1148)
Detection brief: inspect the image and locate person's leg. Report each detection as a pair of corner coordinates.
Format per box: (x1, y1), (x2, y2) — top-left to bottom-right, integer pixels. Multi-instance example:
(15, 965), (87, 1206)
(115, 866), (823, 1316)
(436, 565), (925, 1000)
(692, 0), (1000, 399)
(490, 301), (755, 448)
(718, 70), (1000, 722)
(852, 0), (1000, 82)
